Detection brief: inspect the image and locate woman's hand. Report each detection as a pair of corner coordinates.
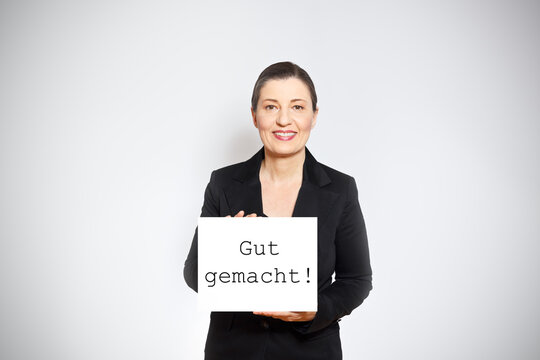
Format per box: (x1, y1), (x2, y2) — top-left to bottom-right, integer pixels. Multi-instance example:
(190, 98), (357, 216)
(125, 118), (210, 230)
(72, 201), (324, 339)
(252, 311), (316, 322)
(226, 210), (259, 217)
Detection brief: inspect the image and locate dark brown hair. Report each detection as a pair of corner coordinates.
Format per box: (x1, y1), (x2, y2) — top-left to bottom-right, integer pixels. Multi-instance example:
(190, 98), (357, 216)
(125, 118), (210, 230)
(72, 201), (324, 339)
(251, 61), (318, 112)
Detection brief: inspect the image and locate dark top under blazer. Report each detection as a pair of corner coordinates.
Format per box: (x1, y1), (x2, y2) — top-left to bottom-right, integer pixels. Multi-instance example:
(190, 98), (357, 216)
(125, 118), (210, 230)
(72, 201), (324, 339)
(184, 145), (373, 360)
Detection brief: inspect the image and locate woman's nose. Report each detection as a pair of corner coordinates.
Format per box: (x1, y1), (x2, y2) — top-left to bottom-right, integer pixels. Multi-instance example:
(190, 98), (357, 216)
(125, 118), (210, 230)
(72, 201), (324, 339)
(277, 109), (292, 126)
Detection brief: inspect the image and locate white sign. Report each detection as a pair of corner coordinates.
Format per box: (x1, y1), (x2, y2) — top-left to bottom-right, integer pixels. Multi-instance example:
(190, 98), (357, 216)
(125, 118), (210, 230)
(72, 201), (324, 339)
(197, 217), (317, 312)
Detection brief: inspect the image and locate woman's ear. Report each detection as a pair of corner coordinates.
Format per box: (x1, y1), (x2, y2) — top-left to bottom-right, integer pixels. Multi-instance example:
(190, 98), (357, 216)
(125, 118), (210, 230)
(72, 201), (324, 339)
(251, 107), (258, 128)
(311, 106), (319, 129)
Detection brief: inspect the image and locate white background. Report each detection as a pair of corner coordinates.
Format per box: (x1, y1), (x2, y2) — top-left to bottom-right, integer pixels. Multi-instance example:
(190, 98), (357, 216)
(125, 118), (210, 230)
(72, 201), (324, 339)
(1, 0), (539, 359)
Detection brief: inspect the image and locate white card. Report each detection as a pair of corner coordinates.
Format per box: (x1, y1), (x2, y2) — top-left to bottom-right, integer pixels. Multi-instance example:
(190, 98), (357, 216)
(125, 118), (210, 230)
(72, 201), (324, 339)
(197, 217), (317, 312)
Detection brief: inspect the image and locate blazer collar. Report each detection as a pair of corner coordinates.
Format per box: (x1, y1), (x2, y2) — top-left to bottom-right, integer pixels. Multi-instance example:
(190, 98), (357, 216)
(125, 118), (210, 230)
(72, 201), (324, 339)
(224, 145), (338, 219)
(232, 145), (332, 188)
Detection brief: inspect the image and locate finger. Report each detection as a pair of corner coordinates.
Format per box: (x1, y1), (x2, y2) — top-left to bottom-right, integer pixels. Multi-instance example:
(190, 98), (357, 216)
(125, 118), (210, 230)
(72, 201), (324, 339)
(225, 215), (231, 218)
(235, 210), (245, 217)
(269, 314), (295, 321)
(246, 213), (257, 217)
(268, 311), (293, 318)
(253, 311), (276, 317)
(256, 311), (291, 319)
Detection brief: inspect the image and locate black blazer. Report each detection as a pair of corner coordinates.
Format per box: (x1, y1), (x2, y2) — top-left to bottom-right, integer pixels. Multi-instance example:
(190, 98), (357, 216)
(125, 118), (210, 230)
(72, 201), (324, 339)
(184, 145), (373, 360)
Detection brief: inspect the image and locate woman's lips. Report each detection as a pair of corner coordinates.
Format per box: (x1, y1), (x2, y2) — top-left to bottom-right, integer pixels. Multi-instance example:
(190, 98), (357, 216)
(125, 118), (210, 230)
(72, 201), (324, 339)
(273, 131), (297, 141)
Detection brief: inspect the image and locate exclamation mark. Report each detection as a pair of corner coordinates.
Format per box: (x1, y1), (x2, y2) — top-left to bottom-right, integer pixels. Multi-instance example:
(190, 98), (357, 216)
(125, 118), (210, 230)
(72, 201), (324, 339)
(306, 268), (310, 283)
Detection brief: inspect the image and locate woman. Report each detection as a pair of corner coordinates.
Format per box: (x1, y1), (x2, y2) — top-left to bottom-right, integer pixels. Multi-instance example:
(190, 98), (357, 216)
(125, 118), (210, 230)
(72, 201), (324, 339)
(184, 61), (373, 360)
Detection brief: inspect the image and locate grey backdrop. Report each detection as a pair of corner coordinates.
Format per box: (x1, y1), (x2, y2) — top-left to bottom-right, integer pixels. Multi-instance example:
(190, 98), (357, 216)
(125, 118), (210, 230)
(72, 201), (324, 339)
(1, 0), (539, 359)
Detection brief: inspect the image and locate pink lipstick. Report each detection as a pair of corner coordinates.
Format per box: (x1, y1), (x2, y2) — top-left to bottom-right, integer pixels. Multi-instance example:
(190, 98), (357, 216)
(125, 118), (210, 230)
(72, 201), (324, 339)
(272, 131), (297, 141)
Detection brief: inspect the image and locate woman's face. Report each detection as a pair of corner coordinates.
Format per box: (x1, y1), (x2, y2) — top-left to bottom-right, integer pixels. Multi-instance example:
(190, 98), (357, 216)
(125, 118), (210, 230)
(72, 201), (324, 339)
(251, 77), (318, 157)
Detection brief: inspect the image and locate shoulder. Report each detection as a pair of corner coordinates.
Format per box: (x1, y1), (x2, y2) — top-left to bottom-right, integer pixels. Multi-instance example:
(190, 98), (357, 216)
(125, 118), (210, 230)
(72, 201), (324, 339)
(206, 160), (246, 185)
(318, 161), (357, 195)
(320, 161), (354, 183)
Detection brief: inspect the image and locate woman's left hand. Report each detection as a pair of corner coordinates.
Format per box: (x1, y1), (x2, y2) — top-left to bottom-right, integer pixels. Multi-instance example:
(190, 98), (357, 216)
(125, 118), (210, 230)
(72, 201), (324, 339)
(252, 311), (316, 322)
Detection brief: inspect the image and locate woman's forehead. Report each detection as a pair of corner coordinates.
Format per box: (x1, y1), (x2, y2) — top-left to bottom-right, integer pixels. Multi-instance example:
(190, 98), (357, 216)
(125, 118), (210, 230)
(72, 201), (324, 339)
(259, 78), (311, 100)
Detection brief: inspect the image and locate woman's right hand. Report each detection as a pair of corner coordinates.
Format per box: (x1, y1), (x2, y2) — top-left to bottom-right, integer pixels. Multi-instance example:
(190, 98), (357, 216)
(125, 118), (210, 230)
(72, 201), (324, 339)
(226, 210), (258, 217)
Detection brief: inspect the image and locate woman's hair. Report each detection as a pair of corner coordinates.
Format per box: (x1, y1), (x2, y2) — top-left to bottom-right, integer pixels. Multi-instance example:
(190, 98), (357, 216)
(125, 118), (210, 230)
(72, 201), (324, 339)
(251, 61), (317, 112)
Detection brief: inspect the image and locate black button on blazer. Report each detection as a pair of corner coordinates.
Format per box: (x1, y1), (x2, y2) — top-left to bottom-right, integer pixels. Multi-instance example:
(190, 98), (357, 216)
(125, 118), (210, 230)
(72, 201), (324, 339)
(184, 145), (373, 360)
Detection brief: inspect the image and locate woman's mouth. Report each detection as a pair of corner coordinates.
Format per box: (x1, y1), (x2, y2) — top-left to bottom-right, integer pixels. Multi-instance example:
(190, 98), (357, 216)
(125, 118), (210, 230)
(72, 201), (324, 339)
(273, 131), (297, 141)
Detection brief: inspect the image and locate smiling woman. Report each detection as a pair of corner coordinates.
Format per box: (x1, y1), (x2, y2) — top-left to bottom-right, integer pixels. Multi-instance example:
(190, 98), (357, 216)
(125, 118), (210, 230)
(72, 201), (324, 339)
(251, 76), (318, 161)
(184, 61), (373, 360)
(251, 74), (319, 219)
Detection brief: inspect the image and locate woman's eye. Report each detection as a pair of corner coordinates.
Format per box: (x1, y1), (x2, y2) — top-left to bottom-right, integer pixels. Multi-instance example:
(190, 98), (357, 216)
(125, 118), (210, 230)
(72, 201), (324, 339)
(293, 105), (304, 110)
(265, 105), (276, 110)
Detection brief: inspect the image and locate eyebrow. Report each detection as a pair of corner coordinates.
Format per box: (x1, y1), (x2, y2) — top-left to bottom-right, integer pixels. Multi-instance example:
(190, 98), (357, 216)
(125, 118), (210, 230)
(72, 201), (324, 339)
(262, 98), (307, 103)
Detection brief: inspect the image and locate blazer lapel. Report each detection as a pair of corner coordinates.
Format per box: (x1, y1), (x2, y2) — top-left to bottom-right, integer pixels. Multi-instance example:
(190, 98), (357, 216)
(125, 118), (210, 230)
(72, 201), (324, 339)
(223, 146), (340, 226)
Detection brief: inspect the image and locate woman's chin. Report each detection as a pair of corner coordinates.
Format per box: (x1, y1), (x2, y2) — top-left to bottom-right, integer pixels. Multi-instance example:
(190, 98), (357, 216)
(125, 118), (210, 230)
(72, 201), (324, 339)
(265, 144), (306, 157)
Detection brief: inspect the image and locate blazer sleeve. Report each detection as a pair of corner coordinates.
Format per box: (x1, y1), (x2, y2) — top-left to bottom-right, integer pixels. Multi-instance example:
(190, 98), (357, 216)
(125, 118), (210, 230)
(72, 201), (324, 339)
(183, 170), (220, 292)
(293, 176), (373, 334)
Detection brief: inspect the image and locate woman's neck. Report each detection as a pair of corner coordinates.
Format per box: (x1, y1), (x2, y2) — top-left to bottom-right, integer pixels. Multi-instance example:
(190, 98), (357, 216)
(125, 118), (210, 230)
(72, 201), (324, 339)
(260, 147), (305, 184)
